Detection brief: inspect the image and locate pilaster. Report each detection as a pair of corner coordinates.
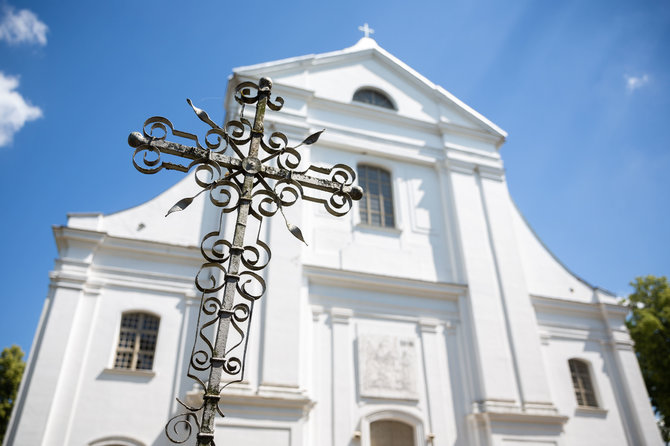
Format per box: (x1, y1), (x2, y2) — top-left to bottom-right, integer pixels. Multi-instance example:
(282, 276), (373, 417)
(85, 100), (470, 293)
(478, 172), (555, 408)
(418, 319), (456, 446)
(259, 205), (304, 393)
(331, 307), (353, 446)
(599, 303), (663, 445)
(445, 160), (518, 405)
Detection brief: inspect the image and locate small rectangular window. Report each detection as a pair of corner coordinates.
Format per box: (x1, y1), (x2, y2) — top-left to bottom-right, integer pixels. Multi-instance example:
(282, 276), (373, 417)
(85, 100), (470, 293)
(569, 359), (598, 407)
(115, 312), (160, 371)
(358, 165), (395, 228)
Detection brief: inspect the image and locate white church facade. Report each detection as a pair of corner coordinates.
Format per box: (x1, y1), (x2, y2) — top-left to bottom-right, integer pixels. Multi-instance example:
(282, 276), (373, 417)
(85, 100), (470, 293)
(5, 37), (662, 446)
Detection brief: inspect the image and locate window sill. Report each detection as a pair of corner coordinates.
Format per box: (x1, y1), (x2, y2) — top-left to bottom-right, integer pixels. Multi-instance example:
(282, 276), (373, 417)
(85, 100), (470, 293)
(103, 367), (156, 378)
(355, 223), (402, 236)
(575, 406), (607, 416)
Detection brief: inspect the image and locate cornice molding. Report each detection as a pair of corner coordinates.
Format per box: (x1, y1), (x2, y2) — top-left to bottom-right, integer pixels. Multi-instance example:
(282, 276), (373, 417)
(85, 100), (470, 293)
(54, 225), (202, 262)
(532, 295), (603, 316)
(537, 324), (608, 343)
(477, 165), (505, 182)
(439, 120), (502, 147)
(445, 158), (476, 175)
(331, 307), (353, 324)
(304, 265), (466, 300)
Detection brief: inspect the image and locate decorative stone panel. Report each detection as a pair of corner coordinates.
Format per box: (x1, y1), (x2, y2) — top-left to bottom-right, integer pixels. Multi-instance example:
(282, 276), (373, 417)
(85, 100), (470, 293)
(358, 334), (418, 400)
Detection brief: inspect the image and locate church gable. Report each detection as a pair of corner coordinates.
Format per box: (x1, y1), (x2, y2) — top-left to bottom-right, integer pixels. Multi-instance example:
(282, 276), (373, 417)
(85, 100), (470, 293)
(289, 56), (442, 123)
(233, 38), (505, 142)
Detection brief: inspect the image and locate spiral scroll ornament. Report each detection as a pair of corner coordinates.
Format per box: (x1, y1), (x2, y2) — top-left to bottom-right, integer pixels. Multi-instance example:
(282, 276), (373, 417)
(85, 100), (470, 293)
(128, 77), (363, 446)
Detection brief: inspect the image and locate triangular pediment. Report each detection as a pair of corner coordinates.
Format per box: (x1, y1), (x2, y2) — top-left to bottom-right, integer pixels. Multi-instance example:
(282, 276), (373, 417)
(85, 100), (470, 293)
(233, 38), (506, 143)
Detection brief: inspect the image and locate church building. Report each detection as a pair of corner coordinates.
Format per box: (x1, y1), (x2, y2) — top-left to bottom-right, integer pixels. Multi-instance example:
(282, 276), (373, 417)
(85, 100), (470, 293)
(4, 36), (662, 446)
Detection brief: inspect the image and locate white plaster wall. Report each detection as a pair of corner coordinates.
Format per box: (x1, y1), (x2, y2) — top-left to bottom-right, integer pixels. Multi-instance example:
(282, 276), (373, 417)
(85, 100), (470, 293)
(510, 203), (594, 302)
(65, 288), (184, 446)
(308, 280), (462, 446)
(69, 171), (212, 248)
(540, 335), (629, 445)
(304, 144), (456, 284)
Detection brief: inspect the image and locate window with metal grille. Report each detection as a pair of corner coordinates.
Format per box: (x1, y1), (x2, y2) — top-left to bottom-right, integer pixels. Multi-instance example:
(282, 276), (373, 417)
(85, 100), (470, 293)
(114, 312), (160, 371)
(353, 88), (395, 110)
(370, 420), (415, 446)
(569, 358), (598, 407)
(358, 165), (395, 228)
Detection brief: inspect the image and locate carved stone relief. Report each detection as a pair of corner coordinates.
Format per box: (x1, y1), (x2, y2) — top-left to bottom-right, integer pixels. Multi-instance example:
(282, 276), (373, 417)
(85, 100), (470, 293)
(358, 334), (418, 400)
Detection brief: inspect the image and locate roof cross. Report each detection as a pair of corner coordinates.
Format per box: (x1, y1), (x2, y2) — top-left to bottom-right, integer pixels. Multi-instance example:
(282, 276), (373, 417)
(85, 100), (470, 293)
(358, 22), (374, 38)
(128, 77), (362, 446)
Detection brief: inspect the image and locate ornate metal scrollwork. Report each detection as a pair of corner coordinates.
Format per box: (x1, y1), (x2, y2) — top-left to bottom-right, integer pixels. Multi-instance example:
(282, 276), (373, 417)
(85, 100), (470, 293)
(129, 77), (363, 445)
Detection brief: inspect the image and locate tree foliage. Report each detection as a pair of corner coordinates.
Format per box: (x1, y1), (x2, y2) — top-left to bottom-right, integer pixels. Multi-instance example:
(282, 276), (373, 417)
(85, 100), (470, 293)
(0, 345), (25, 443)
(625, 275), (670, 443)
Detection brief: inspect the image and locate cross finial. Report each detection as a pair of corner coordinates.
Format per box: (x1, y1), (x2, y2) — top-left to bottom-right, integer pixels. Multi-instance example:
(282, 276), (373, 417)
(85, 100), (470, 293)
(358, 23), (374, 38)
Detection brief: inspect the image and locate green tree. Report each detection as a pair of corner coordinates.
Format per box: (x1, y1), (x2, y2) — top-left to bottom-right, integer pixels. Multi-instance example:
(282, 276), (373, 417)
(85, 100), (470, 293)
(0, 345), (25, 443)
(625, 275), (670, 443)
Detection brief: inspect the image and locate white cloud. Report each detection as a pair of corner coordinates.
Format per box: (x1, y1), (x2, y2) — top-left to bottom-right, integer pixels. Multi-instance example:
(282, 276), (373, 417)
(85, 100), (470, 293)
(0, 6), (48, 46)
(625, 74), (649, 92)
(0, 72), (42, 147)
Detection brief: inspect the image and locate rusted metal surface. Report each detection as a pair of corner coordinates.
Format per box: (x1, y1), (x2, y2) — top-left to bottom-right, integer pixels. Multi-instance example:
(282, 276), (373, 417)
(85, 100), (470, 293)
(128, 77), (362, 445)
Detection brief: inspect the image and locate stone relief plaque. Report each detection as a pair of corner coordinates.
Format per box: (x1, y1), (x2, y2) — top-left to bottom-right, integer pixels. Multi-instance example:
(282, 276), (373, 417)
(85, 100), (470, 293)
(358, 334), (418, 400)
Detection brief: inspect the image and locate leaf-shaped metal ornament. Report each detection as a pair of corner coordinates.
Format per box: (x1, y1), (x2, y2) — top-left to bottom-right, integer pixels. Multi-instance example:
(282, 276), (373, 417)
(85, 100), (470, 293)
(165, 183), (214, 217)
(287, 223), (308, 246)
(295, 129), (325, 148)
(279, 206), (308, 245)
(186, 98), (220, 130)
(166, 196), (195, 217)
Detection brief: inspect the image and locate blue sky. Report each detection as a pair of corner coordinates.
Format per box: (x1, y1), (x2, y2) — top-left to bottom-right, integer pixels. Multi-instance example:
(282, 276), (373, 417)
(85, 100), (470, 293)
(0, 0), (668, 353)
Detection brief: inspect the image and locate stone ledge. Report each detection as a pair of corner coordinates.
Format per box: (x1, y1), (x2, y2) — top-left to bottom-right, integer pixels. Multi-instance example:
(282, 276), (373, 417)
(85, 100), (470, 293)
(575, 406), (608, 417)
(185, 386), (314, 413)
(471, 400), (568, 426)
(101, 367), (156, 378)
(471, 410), (568, 426)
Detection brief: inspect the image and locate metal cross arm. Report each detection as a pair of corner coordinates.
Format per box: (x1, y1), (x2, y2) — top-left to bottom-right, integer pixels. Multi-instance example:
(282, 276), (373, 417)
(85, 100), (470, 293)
(128, 132), (363, 204)
(126, 77), (362, 446)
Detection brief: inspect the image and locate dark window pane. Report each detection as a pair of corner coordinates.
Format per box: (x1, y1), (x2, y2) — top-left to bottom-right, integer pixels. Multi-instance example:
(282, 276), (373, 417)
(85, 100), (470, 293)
(143, 316), (159, 331)
(136, 353), (154, 370)
(371, 213), (381, 226)
(353, 89), (395, 110)
(140, 333), (157, 351)
(359, 203), (368, 220)
(118, 331), (135, 349)
(115, 352), (133, 369)
(121, 314), (139, 329)
(370, 196), (380, 212)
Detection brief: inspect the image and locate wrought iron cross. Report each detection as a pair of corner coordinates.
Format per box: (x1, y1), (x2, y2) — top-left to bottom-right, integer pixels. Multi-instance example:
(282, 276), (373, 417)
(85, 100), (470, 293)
(128, 77), (362, 446)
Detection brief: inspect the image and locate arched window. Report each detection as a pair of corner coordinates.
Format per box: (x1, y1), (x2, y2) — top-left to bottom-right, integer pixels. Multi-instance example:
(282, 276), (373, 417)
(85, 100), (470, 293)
(358, 165), (395, 228)
(353, 88), (395, 110)
(568, 358), (598, 407)
(89, 435), (146, 446)
(114, 312), (160, 371)
(370, 420), (415, 446)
